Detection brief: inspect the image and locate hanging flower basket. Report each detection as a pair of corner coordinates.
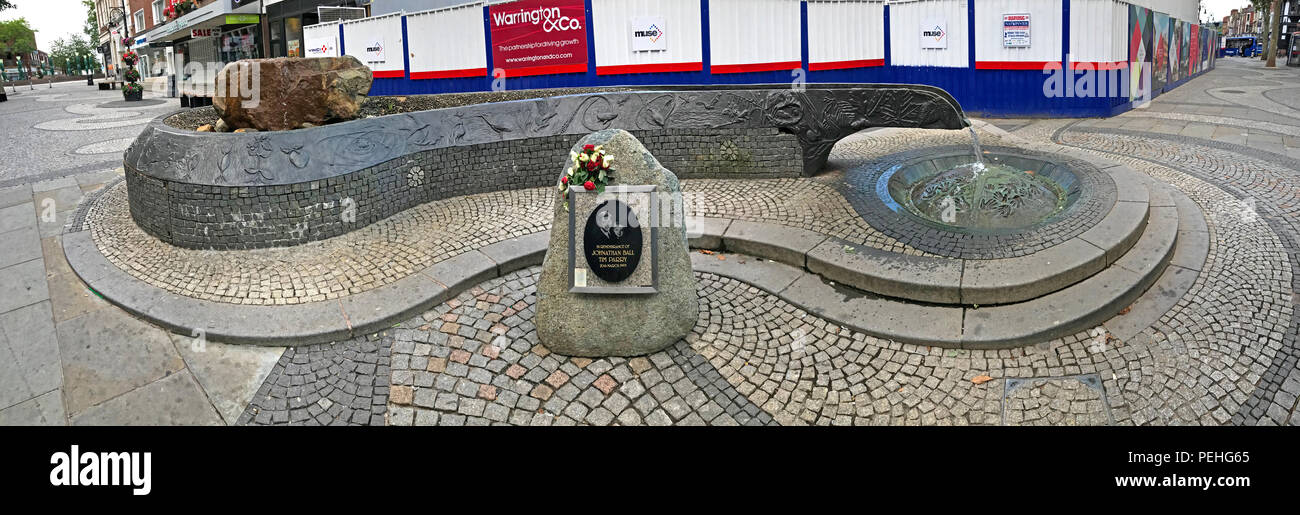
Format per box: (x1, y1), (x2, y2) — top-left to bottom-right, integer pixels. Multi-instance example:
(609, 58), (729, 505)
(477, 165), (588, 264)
(121, 50), (138, 66)
(122, 82), (143, 101)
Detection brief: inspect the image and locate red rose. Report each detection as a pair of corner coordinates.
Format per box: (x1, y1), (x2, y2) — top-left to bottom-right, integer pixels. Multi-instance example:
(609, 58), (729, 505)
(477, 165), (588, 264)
(583, 144), (595, 151)
(586, 160), (597, 171)
(561, 176), (569, 184)
(583, 181), (595, 191)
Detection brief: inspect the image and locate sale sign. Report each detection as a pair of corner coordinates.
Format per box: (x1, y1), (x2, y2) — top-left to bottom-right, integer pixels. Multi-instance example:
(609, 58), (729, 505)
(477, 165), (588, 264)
(489, 0), (588, 77)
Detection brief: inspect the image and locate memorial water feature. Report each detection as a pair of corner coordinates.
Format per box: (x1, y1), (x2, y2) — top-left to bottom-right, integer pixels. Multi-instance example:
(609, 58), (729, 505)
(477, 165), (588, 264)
(74, 68), (1184, 353)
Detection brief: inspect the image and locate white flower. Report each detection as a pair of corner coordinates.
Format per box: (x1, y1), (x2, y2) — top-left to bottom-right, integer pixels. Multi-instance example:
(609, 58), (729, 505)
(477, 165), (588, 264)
(602, 156), (614, 166)
(578, 154), (588, 162)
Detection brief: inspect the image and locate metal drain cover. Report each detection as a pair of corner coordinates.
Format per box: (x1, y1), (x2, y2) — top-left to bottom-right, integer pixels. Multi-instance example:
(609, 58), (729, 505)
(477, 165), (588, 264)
(1001, 374), (1114, 426)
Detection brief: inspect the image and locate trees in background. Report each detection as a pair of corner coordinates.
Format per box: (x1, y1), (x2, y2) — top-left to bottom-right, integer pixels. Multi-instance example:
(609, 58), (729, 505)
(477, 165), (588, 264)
(0, 17), (37, 77)
(82, 0), (98, 44)
(1251, 0), (1275, 61)
(50, 34), (97, 74)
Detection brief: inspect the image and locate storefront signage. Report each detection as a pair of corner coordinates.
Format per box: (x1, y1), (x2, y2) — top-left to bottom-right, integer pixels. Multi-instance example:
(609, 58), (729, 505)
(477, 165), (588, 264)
(488, 0), (588, 75)
(1003, 13), (1031, 48)
(191, 28), (214, 39)
(921, 19), (948, 49)
(225, 14), (260, 25)
(629, 16), (667, 52)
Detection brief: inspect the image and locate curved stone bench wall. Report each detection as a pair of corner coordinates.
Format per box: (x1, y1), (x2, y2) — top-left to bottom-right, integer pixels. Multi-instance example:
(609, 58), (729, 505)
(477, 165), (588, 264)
(124, 85), (966, 250)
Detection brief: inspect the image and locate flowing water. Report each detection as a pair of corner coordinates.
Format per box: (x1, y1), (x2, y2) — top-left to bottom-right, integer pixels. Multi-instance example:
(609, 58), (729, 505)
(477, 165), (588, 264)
(967, 127), (986, 171)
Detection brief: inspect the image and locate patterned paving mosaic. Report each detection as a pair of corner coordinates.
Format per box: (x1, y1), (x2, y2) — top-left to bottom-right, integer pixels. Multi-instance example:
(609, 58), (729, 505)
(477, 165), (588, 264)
(385, 268), (776, 426)
(88, 180), (553, 305)
(1050, 126), (1299, 425)
(234, 126), (1298, 426)
(86, 174), (929, 305)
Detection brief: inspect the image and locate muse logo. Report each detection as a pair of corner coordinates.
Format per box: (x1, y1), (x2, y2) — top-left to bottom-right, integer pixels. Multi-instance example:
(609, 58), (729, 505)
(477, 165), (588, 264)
(920, 19), (948, 49)
(634, 25), (663, 43)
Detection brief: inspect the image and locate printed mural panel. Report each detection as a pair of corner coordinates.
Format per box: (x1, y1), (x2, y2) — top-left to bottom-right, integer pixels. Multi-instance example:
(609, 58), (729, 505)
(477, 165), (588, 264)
(1179, 21), (1190, 80)
(1152, 12), (1169, 92)
(1129, 5), (1152, 101)
(1190, 24), (1199, 74)
(1202, 27), (1212, 70)
(1171, 20), (1182, 82)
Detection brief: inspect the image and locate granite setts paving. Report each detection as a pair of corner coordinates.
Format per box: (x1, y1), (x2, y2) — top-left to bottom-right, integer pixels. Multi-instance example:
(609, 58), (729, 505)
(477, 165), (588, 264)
(85, 174), (927, 306)
(384, 269), (775, 426)
(237, 336), (391, 426)
(244, 98), (1295, 427)
(89, 180), (552, 305)
(59, 59), (1300, 426)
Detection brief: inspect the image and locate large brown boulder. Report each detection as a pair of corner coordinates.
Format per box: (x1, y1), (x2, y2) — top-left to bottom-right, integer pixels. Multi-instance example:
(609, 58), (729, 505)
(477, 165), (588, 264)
(213, 56), (372, 131)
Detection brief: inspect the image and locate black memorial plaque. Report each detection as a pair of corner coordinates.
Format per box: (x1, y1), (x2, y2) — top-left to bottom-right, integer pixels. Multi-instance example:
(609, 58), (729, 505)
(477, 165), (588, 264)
(582, 200), (643, 283)
(568, 185), (658, 294)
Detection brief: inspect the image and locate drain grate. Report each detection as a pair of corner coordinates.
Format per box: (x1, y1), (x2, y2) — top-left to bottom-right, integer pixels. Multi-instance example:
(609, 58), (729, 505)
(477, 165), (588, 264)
(1001, 373), (1114, 426)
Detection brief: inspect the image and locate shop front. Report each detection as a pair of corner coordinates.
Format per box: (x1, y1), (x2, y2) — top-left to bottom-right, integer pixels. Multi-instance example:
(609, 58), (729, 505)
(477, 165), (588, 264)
(266, 0), (360, 58)
(135, 0), (262, 97)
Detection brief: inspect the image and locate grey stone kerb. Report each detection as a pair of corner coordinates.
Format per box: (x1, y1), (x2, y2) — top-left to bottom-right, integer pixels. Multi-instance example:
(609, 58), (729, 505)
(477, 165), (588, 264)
(124, 84), (968, 185)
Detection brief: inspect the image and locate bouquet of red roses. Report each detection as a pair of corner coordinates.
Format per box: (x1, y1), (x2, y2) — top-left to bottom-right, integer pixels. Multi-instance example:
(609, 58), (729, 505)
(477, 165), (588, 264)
(559, 144), (615, 210)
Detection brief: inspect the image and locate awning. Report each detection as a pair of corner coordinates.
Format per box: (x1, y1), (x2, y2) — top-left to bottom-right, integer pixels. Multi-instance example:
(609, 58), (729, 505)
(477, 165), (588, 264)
(137, 1), (262, 44)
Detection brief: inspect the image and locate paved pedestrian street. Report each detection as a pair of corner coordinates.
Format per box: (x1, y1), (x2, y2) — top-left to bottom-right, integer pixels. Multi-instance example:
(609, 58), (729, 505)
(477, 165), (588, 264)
(3, 59), (1300, 426)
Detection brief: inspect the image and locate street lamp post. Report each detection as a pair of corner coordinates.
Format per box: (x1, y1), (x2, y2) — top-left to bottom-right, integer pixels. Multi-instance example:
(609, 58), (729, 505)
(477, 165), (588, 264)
(107, 4), (131, 81)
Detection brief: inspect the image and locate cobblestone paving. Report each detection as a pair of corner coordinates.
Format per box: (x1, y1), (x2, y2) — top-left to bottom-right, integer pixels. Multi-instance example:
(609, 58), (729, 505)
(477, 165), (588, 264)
(85, 175), (928, 305)
(89, 181), (553, 305)
(380, 266), (1167, 426)
(237, 335), (391, 426)
(386, 268), (775, 426)
(237, 59), (1300, 426)
(1003, 376), (1112, 426)
(1051, 127), (1299, 425)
